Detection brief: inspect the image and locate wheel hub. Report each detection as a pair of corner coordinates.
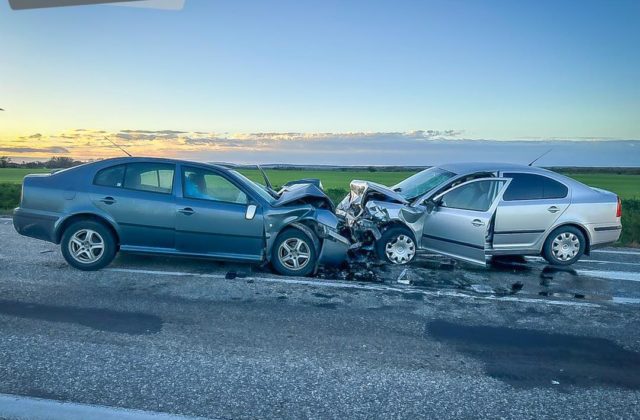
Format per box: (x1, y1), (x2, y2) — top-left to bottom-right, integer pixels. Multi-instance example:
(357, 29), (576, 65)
(385, 234), (416, 264)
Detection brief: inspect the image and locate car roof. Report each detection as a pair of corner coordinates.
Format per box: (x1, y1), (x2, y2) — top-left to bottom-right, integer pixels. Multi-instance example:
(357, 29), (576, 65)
(91, 156), (230, 171)
(437, 161), (550, 175)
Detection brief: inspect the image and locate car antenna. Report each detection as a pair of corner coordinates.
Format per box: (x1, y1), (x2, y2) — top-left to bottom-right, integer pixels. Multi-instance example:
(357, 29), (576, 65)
(528, 148), (552, 166)
(103, 136), (132, 157)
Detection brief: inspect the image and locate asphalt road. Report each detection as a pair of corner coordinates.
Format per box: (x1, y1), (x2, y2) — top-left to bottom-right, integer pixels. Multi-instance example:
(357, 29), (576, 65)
(1, 218), (640, 419)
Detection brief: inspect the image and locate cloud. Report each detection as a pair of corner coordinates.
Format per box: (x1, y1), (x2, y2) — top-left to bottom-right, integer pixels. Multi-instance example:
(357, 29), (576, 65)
(0, 146), (70, 154)
(28, 133), (43, 139)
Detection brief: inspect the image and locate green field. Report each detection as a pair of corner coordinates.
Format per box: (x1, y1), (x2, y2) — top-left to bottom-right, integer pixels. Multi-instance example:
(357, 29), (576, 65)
(1, 167), (639, 246)
(564, 173), (640, 200)
(1, 167), (638, 199)
(0, 168), (51, 184)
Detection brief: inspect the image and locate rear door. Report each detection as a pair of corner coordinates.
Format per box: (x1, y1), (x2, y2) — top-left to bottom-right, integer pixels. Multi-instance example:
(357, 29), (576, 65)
(421, 178), (511, 265)
(175, 165), (265, 261)
(493, 173), (570, 251)
(91, 162), (177, 250)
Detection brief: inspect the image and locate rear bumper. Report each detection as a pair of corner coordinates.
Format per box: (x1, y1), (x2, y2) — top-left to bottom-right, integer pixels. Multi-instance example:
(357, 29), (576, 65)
(13, 208), (60, 243)
(587, 224), (622, 248)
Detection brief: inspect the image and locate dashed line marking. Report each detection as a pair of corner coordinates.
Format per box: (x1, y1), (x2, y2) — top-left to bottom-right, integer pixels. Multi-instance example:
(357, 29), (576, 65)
(592, 249), (640, 256)
(576, 270), (640, 282)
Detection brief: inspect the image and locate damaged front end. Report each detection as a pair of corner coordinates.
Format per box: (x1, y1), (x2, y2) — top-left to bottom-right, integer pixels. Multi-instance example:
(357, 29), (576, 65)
(336, 180), (426, 254)
(264, 181), (351, 269)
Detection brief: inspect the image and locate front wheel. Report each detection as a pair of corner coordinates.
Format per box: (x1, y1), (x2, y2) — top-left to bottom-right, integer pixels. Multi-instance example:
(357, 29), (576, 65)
(272, 229), (317, 276)
(376, 226), (417, 265)
(542, 226), (586, 266)
(61, 220), (117, 271)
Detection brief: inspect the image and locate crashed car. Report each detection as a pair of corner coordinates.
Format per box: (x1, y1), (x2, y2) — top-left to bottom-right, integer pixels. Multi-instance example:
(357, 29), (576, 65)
(337, 162), (622, 266)
(13, 157), (349, 276)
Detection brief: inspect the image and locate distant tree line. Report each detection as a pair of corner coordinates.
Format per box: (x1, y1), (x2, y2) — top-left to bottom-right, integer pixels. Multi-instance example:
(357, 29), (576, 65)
(0, 156), (83, 169)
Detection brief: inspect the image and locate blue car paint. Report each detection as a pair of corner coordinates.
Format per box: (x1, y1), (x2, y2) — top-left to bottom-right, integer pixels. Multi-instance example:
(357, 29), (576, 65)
(13, 157), (349, 270)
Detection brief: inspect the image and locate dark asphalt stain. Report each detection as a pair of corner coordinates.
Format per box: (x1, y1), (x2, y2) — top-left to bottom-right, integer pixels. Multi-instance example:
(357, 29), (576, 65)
(0, 300), (163, 335)
(402, 292), (424, 301)
(427, 320), (640, 390)
(313, 302), (338, 309)
(312, 292), (337, 299)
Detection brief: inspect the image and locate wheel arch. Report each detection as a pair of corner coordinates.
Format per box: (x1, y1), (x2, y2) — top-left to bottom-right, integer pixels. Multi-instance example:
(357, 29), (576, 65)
(268, 221), (321, 263)
(544, 222), (591, 255)
(55, 213), (120, 246)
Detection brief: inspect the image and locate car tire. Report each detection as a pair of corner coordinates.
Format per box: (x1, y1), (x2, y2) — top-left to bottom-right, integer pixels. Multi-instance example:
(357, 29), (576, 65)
(542, 226), (586, 266)
(272, 228), (317, 277)
(61, 220), (117, 271)
(377, 226), (417, 265)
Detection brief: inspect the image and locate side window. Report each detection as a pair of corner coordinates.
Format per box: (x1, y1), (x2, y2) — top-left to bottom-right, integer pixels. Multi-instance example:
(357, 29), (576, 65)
(124, 162), (175, 194)
(439, 180), (505, 212)
(503, 173), (567, 200)
(182, 167), (248, 204)
(541, 177), (568, 199)
(94, 164), (125, 188)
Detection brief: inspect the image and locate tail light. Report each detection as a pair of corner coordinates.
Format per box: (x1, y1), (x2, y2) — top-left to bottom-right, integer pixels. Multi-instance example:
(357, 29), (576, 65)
(616, 197), (622, 218)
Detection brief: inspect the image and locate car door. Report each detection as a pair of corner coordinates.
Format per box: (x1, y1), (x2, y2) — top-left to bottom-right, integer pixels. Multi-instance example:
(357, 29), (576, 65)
(492, 173), (570, 251)
(175, 165), (265, 261)
(421, 178), (511, 266)
(90, 162), (177, 250)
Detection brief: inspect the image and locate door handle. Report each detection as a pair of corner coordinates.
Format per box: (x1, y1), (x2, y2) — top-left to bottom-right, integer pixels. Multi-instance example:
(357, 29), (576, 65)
(471, 219), (485, 227)
(99, 196), (116, 205)
(547, 206), (560, 213)
(178, 207), (195, 215)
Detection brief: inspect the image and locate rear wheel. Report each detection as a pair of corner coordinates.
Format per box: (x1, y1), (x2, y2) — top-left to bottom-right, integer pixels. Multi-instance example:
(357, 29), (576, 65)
(272, 229), (317, 277)
(377, 226), (417, 265)
(61, 220), (117, 271)
(542, 226), (586, 266)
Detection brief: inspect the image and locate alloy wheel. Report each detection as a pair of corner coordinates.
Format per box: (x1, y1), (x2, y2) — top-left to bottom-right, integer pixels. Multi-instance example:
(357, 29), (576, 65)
(278, 237), (311, 270)
(68, 229), (105, 264)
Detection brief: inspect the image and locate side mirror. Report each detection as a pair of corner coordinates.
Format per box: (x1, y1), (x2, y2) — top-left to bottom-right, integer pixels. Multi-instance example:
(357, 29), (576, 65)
(424, 199), (437, 213)
(245, 204), (257, 220)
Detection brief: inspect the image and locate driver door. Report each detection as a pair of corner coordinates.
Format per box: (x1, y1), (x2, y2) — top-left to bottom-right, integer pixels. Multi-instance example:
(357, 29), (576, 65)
(175, 166), (265, 262)
(421, 178), (511, 266)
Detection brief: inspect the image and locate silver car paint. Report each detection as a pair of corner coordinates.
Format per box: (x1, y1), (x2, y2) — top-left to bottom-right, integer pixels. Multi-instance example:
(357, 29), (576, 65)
(338, 162), (622, 265)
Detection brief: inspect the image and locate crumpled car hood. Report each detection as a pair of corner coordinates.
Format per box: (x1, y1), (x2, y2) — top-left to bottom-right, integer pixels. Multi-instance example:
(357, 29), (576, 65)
(274, 182), (334, 210)
(337, 180), (408, 216)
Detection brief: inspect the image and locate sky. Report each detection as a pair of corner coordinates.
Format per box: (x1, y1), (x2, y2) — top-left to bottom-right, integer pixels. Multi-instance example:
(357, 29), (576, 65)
(1, 0), (639, 165)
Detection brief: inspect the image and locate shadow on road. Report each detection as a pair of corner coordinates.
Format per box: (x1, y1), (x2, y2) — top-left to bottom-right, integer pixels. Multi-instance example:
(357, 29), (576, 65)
(0, 299), (163, 335)
(427, 319), (640, 390)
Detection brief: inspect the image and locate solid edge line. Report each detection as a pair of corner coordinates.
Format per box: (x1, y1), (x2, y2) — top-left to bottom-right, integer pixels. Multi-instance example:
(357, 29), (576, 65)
(0, 392), (205, 420)
(104, 267), (601, 308)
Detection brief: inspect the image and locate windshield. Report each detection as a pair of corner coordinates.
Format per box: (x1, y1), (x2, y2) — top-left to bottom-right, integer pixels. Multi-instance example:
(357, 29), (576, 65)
(231, 170), (277, 204)
(393, 167), (456, 200)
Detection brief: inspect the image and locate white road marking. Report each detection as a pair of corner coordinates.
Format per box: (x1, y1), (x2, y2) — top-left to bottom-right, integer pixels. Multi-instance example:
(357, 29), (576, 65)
(612, 297), (640, 304)
(576, 270), (640, 282)
(0, 392), (203, 420)
(526, 256), (640, 267)
(578, 259), (640, 267)
(105, 267), (600, 308)
(592, 249), (640, 256)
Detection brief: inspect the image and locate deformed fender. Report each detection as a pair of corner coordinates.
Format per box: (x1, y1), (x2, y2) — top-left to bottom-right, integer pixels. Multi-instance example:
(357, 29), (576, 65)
(264, 206), (349, 269)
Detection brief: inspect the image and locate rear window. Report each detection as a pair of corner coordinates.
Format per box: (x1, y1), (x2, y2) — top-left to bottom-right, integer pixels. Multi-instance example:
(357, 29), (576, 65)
(94, 165), (125, 188)
(503, 173), (568, 201)
(124, 163), (175, 194)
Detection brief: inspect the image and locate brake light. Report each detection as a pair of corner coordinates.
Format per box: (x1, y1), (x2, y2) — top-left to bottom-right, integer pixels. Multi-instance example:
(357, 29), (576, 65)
(616, 197), (622, 218)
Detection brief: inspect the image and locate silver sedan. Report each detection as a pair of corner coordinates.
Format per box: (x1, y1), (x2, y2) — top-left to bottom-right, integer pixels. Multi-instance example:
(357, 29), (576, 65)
(337, 162), (622, 266)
